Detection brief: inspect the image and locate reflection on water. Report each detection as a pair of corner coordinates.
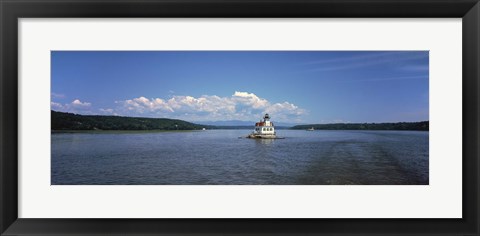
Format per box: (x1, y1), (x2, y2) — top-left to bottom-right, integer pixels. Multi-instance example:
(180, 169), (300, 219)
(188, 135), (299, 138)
(51, 130), (429, 185)
(254, 138), (275, 145)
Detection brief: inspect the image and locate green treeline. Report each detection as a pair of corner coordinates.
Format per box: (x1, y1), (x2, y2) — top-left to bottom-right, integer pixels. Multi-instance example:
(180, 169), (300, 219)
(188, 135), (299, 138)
(51, 110), (208, 131)
(291, 121), (429, 131)
(52, 110), (429, 131)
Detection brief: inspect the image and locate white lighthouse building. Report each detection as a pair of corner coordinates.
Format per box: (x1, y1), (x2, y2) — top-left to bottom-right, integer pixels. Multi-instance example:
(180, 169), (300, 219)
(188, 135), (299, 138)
(247, 113), (276, 139)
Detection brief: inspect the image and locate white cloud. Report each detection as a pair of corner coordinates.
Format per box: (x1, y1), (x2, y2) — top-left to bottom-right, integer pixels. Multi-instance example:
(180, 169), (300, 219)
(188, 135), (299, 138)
(115, 91), (306, 122)
(50, 93), (307, 122)
(232, 91), (269, 109)
(51, 92), (65, 98)
(71, 99), (91, 107)
(51, 99), (92, 114)
(121, 96), (174, 113)
(98, 108), (117, 115)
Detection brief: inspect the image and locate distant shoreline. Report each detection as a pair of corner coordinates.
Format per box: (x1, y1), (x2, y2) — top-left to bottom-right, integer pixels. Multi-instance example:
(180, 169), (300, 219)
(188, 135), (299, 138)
(51, 130), (201, 134)
(291, 121), (428, 131)
(51, 129), (428, 133)
(51, 110), (428, 132)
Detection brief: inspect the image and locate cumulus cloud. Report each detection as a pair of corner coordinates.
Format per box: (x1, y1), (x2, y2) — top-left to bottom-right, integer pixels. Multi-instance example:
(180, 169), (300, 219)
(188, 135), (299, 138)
(231, 91), (269, 109)
(115, 91), (306, 122)
(120, 96), (174, 113)
(51, 99), (92, 114)
(50, 101), (64, 110)
(71, 99), (91, 107)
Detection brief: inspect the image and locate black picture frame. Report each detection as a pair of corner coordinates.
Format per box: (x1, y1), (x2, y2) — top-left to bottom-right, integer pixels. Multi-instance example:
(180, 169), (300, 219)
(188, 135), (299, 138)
(1, 0), (479, 235)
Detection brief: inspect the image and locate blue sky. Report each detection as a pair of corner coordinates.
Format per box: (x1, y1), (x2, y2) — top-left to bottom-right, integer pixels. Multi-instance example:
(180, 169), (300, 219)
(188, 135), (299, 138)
(51, 51), (429, 124)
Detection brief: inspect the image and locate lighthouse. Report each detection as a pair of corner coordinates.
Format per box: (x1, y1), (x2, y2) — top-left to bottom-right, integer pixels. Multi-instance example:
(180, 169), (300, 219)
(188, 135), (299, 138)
(247, 113), (277, 139)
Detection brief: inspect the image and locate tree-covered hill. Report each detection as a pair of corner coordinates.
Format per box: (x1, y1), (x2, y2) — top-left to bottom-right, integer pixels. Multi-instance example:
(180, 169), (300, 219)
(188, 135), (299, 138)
(291, 121), (429, 131)
(52, 110), (429, 131)
(51, 110), (209, 130)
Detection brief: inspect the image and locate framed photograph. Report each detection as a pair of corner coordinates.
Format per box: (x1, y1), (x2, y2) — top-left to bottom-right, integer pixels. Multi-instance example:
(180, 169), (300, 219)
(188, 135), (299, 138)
(1, 0), (479, 235)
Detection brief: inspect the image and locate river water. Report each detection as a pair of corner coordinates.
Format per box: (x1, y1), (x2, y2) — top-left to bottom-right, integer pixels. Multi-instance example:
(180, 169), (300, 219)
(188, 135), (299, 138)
(51, 130), (428, 185)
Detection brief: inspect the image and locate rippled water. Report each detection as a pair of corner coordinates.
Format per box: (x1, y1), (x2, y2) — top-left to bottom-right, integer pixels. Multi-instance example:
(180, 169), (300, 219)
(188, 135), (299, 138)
(51, 130), (428, 185)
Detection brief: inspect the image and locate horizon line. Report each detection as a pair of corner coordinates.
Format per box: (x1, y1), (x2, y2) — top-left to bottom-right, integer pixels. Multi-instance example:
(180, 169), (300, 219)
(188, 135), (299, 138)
(51, 110), (429, 125)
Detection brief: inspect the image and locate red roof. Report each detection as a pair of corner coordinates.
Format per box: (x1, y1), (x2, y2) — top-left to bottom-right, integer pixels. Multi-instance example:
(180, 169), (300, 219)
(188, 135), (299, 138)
(255, 122), (275, 127)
